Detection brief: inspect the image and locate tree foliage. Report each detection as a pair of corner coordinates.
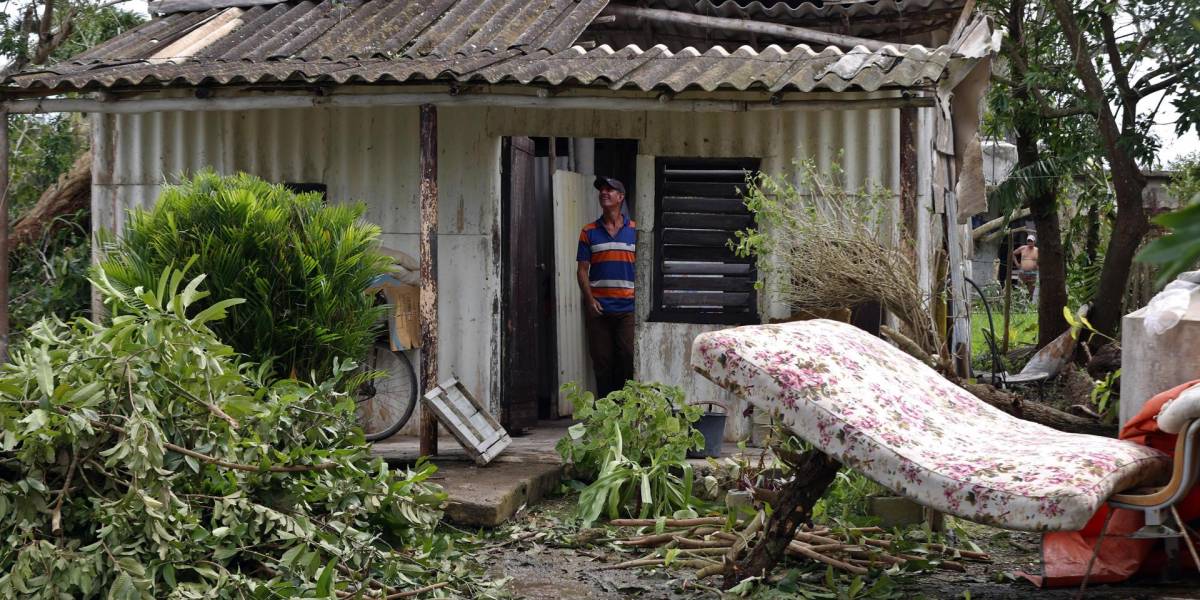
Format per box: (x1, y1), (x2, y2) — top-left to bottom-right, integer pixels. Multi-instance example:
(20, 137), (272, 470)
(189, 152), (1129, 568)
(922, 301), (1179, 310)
(98, 172), (392, 381)
(983, 0), (1200, 337)
(557, 382), (704, 527)
(1136, 154), (1200, 286)
(0, 268), (465, 598)
(4, 4), (145, 333)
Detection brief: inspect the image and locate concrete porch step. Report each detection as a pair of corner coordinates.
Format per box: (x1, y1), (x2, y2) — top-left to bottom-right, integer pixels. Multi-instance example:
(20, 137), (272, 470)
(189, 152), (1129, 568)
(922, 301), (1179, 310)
(430, 461), (564, 527)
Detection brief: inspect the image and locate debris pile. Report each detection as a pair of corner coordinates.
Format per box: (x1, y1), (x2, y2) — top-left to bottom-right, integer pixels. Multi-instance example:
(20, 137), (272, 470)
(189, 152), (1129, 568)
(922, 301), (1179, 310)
(603, 515), (991, 579)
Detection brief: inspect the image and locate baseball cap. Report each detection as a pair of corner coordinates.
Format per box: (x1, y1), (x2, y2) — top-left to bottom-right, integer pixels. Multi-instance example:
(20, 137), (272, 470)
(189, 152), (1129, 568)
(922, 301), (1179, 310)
(1027, 234), (1036, 242)
(593, 175), (626, 194)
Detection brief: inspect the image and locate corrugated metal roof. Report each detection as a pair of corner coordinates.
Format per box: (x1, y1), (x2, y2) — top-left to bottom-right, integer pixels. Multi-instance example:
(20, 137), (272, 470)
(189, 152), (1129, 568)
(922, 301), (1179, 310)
(6, 0), (994, 94)
(649, 0), (964, 22)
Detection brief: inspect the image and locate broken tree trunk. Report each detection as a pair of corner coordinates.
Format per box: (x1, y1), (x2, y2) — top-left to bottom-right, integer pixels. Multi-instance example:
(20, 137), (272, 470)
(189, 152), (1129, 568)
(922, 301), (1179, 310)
(11, 150), (91, 249)
(960, 382), (1114, 437)
(882, 325), (1114, 437)
(724, 450), (841, 589)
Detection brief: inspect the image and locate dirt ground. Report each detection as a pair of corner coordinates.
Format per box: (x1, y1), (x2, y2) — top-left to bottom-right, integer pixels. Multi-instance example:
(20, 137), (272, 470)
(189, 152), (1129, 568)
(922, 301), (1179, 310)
(477, 496), (1200, 600)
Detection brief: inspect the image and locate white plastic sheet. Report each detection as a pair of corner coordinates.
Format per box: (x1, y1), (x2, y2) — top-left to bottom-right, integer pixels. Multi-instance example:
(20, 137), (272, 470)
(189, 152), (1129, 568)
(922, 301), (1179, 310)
(1143, 272), (1200, 335)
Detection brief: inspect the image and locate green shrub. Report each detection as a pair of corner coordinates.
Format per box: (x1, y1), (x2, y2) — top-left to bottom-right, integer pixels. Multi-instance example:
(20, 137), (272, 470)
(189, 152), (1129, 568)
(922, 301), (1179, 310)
(97, 171), (391, 381)
(556, 382), (705, 526)
(0, 268), (451, 598)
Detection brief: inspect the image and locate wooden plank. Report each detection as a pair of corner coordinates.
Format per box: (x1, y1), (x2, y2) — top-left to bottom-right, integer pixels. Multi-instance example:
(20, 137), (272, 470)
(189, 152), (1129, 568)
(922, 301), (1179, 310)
(658, 157), (763, 171)
(661, 197), (747, 214)
(663, 275), (754, 292)
(449, 386), (493, 438)
(663, 291), (751, 307)
(429, 398), (480, 446)
(662, 169), (753, 180)
(660, 181), (745, 198)
(662, 228), (737, 247)
(661, 212), (753, 230)
(419, 104), (439, 457)
(662, 262), (752, 275)
(661, 245), (749, 262)
(900, 106), (918, 242)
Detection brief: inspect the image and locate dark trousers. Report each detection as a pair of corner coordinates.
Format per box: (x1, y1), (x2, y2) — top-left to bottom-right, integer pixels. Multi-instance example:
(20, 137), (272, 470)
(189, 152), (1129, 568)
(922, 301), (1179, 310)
(585, 311), (635, 399)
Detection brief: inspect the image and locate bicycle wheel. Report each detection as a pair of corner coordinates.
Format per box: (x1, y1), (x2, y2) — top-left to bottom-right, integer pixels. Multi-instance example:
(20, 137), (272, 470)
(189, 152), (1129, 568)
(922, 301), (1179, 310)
(356, 342), (418, 441)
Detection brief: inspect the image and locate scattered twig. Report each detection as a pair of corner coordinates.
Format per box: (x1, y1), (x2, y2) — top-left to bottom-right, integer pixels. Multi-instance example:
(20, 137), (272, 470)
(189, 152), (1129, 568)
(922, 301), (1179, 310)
(609, 517), (728, 527)
(50, 450), (79, 535)
(384, 581), (450, 599)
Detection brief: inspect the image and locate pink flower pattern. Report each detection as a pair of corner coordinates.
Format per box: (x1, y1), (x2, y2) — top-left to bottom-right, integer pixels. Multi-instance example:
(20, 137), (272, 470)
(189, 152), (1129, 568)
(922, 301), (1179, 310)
(691, 320), (1171, 532)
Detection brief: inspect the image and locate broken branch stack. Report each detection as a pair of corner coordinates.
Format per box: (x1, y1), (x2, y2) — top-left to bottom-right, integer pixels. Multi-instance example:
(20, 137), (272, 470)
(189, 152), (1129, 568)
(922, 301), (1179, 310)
(604, 515), (990, 578)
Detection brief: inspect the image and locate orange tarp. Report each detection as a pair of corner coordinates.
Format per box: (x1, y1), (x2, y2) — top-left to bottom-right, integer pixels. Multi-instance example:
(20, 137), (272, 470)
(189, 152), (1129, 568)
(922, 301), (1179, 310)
(1027, 380), (1200, 587)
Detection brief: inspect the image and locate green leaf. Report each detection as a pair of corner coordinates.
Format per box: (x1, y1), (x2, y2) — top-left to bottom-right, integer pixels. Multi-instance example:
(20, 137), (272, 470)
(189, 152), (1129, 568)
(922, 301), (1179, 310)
(188, 297), (246, 327)
(106, 572), (138, 600)
(315, 558), (336, 597)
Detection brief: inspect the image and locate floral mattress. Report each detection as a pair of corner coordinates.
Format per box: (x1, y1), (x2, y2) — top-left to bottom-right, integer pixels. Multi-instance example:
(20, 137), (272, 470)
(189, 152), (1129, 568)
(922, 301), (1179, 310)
(691, 320), (1171, 531)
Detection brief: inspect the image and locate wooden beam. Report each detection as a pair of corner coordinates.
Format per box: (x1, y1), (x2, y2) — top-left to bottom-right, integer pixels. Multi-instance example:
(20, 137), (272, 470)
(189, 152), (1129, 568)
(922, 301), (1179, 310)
(899, 107), (918, 240)
(2, 93), (936, 116)
(0, 109), (8, 362)
(418, 103), (438, 457)
(602, 4), (908, 52)
(971, 207), (1032, 242)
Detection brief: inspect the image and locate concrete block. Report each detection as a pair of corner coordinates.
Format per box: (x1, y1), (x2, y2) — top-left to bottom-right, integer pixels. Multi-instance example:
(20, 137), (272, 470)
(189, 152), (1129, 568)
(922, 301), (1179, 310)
(1120, 299), (1200, 426)
(435, 461), (563, 528)
(867, 495), (926, 529)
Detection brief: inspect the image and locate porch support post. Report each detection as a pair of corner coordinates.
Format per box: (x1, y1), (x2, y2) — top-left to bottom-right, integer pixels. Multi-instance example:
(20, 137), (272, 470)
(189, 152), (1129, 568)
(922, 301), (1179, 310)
(899, 107), (918, 240)
(0, 108), (9, 363)
(418, 104), (439, 456)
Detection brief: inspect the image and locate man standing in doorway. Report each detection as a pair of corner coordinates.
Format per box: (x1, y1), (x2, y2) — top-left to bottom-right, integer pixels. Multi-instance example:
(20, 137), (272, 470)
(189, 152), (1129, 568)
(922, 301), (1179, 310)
(577, 175), (636, 399)
(1012, 233), (1039, 299)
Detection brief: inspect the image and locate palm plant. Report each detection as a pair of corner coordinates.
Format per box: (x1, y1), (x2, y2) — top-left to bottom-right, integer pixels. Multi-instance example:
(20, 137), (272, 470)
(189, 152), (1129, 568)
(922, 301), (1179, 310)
(98, 170), (391, 381)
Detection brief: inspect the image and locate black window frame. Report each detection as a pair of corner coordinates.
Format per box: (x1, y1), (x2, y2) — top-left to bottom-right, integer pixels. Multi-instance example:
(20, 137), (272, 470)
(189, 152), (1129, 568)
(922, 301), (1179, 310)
(648, 157), (761, 325)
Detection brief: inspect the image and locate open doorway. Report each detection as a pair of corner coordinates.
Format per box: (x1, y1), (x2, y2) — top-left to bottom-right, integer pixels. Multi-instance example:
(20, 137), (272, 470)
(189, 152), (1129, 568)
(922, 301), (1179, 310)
(500, 137), (638, 433)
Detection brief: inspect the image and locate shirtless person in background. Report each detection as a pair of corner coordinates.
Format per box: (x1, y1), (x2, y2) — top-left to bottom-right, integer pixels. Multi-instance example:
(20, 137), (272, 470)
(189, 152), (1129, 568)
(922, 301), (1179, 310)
(1012, 234), (1039, 299)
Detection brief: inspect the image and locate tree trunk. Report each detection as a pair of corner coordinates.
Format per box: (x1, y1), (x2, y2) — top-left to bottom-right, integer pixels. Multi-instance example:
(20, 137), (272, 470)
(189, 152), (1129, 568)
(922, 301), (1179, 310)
(961, 382), (1115, 437)
(1088, 182), (1147, 337)
(1084, 204), (1100, 266)
(10, 150), (91, 249)
(1050, 0), (1149, 339)
(1013, 128), (1070, 348)
(1006, 0), (1069, 348)
(724, 450), (841, 589)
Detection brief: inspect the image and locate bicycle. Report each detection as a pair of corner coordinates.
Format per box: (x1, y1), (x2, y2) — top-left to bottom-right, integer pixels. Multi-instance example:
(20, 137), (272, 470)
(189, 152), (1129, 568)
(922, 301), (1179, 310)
(356, 272), (420, 441)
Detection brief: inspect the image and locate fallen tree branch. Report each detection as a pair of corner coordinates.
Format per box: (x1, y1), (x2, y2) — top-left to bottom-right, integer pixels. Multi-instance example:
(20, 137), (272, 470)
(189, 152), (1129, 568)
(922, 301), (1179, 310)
(11, 150), (91, 249)
(50, 449), (79, 535)
(85, 413), (338, 473)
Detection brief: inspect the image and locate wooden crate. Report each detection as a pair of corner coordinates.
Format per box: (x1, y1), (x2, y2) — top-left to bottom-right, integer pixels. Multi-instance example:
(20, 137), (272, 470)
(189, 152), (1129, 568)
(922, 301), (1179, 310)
(422, 378), (511, 465)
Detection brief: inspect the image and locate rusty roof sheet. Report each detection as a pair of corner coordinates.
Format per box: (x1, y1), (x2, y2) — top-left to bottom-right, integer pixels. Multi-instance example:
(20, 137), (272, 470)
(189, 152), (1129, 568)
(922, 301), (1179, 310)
(5, 0), (994, 94)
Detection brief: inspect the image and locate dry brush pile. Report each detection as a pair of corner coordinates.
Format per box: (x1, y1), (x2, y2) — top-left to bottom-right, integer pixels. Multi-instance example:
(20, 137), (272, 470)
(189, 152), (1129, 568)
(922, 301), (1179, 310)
(732, 159), (942, 356)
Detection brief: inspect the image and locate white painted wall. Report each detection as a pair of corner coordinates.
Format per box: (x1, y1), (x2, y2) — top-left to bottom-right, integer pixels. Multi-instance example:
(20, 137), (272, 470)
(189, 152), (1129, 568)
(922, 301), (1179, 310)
(94, 100), (928, 441)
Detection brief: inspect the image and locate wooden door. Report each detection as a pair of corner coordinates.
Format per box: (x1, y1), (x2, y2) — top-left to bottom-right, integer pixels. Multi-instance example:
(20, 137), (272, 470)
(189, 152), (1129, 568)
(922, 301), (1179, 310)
(552, 169), (598, 416)
(502, 137), (539, 432)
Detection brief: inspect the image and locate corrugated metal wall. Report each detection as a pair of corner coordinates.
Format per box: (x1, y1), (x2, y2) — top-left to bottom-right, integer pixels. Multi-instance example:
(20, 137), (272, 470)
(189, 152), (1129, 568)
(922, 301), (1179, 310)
(92, 105), (503, 433)
(94, 101), (915, 439)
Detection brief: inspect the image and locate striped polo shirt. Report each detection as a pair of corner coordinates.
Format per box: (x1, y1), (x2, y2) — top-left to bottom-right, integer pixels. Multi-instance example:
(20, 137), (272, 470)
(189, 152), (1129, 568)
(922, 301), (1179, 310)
(577, 216), (637, 314)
